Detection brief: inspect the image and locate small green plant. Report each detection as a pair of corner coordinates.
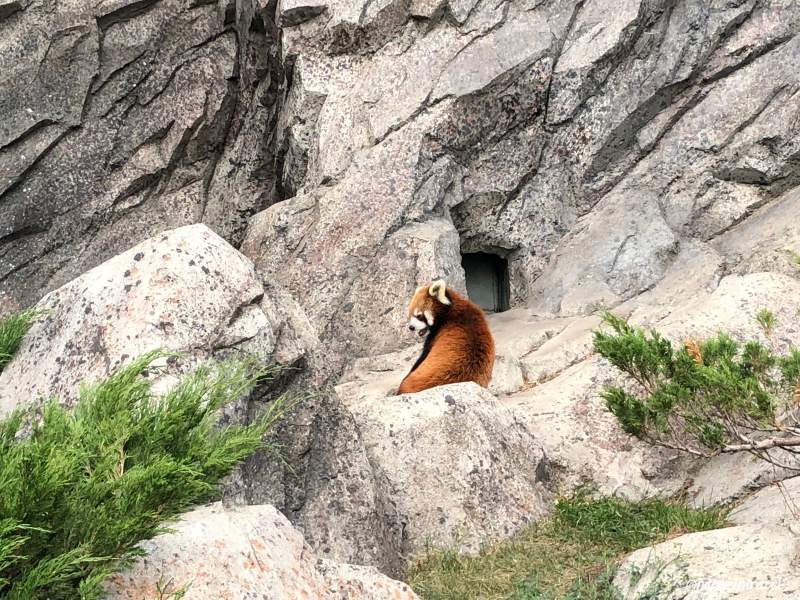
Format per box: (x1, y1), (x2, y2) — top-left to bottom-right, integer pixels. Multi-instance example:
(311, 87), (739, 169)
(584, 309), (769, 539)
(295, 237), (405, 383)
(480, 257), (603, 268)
(755, 308), (776, 336)
(0, 350), (295, 599)
(615, 554), (690, 600)
(0, 309), (41, 374)
(408, 492), (726, 600)
(155, 576), (191, 599)
(593, 312), (800, 466)
(787, 249), (800, 268)
(510, 570), (620, 600)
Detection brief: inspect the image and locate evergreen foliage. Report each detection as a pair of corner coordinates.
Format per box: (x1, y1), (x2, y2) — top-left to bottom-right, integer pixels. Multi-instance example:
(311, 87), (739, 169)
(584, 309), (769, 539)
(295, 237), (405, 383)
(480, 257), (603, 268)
(0, 349), (292, 599)
(0, 309), (40, 374)
(593, 312), (800, 464)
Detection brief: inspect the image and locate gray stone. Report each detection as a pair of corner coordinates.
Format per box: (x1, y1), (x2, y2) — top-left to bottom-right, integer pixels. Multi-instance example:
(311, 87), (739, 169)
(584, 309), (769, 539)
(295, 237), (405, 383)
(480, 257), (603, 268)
(241, 115), (466, 377)
(4, 0), (800, 587)
(613, 525), (800, 599)
(432, 10), (553, 100)
(506, 357), (686, 500)
(359, 29), (464, 143)
(343, 382), (552, 554)
(688, 449), (800, 509)
(338, 268), (800, 507)
(275, 53), (330, 194)
(0, 224), (401, 576)
(555, 0), (642, 73)
(548, 0), (644, 124)
(0, 0), (283, 314)
(714, 187), (800, 278)
(731, 477), (800, 528)
(0, 0), (25, 20)
(335, 346), (418, 405)
(410, 0), (445, 19)
(527, 188), (678, 316)
(0, 224), (270, 414)
(237, 390), (405, 577)
(638, 272), (800, 507)
(654, 272), (800, 359)
(513, 314), (599, 384)
(103, 502), (419, 600)
(4, 0), (800, 341)
(279, 0), (328, 26)
(318, 560), (420, 599)
(335, 309), (576, 401)
(618, 240), (724, 326)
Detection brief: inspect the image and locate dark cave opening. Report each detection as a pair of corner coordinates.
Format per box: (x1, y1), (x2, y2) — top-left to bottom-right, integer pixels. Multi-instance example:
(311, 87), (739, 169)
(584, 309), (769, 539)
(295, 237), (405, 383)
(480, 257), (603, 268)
(461, 252), (510, 313)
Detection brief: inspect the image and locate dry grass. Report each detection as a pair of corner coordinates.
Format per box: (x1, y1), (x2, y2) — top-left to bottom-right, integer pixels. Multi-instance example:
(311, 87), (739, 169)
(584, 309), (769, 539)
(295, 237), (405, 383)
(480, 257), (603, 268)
(683, 339), (703, 366)
(407, 492), (728, 600)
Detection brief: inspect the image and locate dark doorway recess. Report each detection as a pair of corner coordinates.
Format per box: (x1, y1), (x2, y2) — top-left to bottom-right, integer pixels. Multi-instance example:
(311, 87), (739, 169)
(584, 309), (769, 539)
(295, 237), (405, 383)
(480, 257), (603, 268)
(462, 252), (510, 313)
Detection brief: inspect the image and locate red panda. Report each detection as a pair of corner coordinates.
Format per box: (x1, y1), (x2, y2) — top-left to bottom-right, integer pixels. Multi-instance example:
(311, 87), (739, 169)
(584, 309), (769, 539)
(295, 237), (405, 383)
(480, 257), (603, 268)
(397, 279), (495, 394)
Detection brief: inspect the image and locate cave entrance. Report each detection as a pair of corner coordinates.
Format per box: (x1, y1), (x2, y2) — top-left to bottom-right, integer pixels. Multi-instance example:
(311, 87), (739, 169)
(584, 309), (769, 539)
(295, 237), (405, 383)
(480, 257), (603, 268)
(461, 252), (510, 313)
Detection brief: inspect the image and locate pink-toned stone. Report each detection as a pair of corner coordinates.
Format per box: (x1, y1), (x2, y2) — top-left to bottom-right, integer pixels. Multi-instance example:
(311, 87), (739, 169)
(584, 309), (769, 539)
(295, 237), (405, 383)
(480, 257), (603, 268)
(104, 503), (419, 600)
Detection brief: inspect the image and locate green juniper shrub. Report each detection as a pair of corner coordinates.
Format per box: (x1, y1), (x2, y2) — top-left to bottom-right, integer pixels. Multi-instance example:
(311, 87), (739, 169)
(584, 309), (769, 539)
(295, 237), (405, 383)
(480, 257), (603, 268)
(0, 349), (295, 600)
(0, 309), (41, 375)
(593, 311), (800, 461)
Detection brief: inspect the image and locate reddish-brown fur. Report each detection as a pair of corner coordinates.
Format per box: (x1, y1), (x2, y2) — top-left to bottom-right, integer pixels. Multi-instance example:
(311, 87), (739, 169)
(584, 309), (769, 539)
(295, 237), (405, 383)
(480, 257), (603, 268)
(397, 284), (495, 394)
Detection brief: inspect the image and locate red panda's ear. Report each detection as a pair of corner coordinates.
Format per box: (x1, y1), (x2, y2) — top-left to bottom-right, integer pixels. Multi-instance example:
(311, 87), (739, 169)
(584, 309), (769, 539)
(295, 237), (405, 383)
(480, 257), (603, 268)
(428, 279), (451, 305)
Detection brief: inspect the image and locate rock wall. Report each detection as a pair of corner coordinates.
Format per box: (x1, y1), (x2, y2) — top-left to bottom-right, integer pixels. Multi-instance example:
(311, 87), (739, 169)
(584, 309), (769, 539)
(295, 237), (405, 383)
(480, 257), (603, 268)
(3, 1), (800, 372)
(243, 0), (800, 373)
(0, 0), (283, 314)
(2, 0), (800, 592)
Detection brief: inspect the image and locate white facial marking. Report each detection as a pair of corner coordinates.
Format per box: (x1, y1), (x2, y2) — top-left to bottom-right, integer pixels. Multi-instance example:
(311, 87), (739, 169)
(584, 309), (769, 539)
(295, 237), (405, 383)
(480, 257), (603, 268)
(408, 316), (427, 331)
(424, 310), (434, 326)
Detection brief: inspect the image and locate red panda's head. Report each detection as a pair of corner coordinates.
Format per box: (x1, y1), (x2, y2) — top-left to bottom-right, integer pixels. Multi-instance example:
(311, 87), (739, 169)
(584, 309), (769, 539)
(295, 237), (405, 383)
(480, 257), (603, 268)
(406, 279), (451, 337)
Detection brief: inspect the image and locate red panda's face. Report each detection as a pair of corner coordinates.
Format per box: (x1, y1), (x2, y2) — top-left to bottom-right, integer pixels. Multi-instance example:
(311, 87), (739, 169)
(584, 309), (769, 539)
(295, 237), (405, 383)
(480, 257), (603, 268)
(406, 280), (451, 338)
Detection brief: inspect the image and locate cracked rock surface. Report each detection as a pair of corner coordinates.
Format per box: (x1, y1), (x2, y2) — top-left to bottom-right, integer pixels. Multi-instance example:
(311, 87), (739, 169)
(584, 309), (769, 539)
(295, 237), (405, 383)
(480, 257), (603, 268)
(613, 525), (800, 599)
(0, 223), (403, 576)
(4, 0), (800, 381)
(340, 271), (800, 502)
(103, 502), (419, 600)
(0, 0), (283, 314)
(344, 382), (552, 556)
(2, 0), (800, 592)
(242, 0), (800, 378)
(0, 224), (273, 413)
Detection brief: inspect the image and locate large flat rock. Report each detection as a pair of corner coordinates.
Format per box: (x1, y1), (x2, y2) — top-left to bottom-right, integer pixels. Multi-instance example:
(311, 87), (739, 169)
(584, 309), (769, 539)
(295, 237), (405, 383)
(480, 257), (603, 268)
(731, 477), (800, 528)
(614, 525), (800, 599)
(0, 224), (270, 414)
(104, 502), (419, 600)
(505, 357), (686, 500)
(343, 382), (552, 555)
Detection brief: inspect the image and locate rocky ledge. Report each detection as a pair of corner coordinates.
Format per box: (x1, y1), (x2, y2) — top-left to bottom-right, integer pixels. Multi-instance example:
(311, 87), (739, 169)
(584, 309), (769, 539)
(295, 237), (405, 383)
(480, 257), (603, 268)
(1, 0), (800, 597)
